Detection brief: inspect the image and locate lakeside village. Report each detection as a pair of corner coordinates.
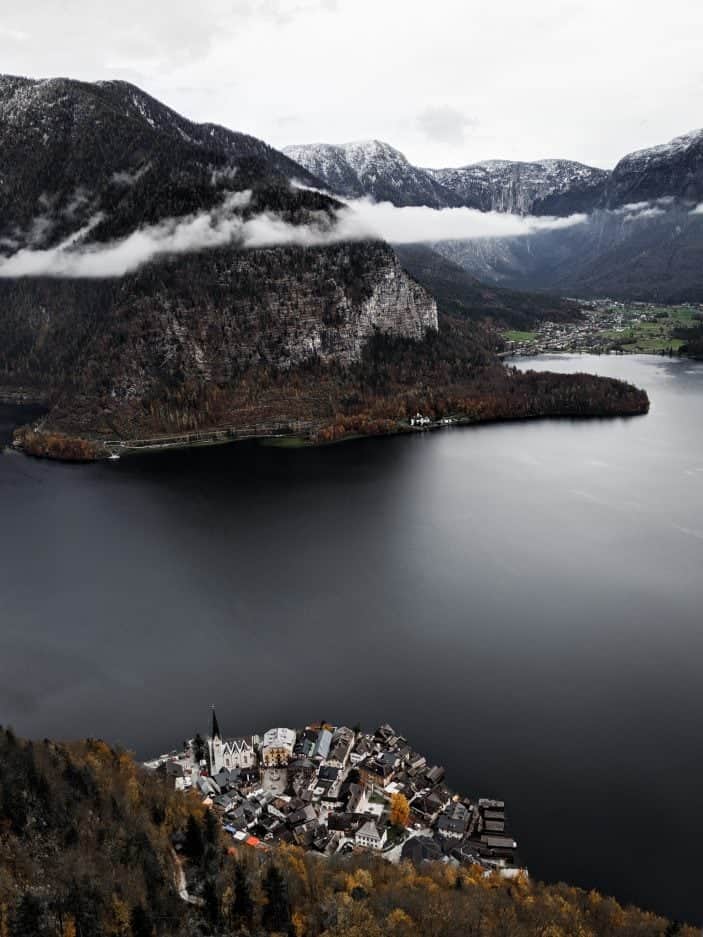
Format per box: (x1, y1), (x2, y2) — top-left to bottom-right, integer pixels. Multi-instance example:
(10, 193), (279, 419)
(145, 713), (523, 878)
(503, 299), (703, 357)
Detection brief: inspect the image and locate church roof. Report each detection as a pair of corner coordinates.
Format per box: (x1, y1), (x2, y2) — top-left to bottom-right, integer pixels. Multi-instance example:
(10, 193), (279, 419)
(211, 706), (222, 740)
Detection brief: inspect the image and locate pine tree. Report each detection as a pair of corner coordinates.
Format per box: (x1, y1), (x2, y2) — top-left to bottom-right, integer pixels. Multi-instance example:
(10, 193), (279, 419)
(262, 865), (291, 934)
(184, 814), (204, 861)
(9, 895), (43, 937)
(232, 862), (254, 926)
(129, 904), (153, 937)
(203, 878), (220, 930)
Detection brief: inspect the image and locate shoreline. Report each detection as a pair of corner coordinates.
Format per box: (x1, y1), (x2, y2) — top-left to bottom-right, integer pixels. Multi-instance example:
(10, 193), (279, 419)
(6, 352), (654, 462)
(11, 402), (650, 463)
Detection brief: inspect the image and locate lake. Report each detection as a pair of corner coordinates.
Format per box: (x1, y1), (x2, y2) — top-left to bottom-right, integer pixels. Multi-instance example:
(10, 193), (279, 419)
(1, 354), (702, 923)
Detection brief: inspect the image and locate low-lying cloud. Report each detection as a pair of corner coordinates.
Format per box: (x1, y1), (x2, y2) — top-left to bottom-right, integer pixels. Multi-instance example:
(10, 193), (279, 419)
(346, 198), (586, 243)
(0, 191), (588, 279)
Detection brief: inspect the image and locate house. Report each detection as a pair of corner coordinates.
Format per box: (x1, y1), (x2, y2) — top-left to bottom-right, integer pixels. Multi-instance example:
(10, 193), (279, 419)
(410, 412), (431, 427)
(327, 812), (356, 834)
(401, 835), (444, 864)
(406, 752), (427, 774)
(350, 736), (373, 764)
(326, 727), (355, 768)
(437, 811), (468, 840)
(261, 727), (297, 766)
(312, 728), (333, 761)
(426, 765), (445, 786)
(358, 756), (396, 789)
(355, 820), (387, 851)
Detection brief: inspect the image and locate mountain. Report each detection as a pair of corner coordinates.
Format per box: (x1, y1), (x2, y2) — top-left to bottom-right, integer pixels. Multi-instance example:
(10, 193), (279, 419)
(0, 75), (327, 243)
(605, 127), (703, 208)
(284, 139), (608, 215)
(394, 243), (579, 327)
(0, 76), (446, 453)
(286, 129), (703, 301)
(0, 76), (648, 459)
(283, 139), (456, 207)
(433, 200), (703, 302)
(426, 159), (608, 215)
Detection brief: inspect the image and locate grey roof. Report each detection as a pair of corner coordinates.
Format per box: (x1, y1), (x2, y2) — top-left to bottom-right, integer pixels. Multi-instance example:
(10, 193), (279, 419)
(356, 820), (381, 839)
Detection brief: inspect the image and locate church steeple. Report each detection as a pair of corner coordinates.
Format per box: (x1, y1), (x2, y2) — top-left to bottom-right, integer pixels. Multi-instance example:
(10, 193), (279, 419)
(211, 705), (222, 740)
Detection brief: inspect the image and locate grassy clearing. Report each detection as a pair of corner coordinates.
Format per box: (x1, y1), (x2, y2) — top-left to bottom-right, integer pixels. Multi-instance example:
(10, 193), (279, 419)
(604, 306), (700, 353)
(503, 330), (538, 342)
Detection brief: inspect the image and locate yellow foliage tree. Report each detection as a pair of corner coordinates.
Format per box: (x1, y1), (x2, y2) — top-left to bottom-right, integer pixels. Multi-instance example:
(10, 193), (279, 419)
(111, 896), (131, 936)
(386, 907), (417, 937)
(389, 793), (410, 828)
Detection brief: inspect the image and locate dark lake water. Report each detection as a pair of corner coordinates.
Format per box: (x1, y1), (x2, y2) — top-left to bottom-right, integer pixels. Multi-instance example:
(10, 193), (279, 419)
(1, 354), (702, 923)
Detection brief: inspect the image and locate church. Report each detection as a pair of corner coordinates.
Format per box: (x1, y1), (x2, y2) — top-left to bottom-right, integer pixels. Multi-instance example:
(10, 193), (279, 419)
(207, 708), (259, 774)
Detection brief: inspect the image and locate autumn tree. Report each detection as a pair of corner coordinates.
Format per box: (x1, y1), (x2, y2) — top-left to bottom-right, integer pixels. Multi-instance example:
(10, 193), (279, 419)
(389, 793), (410, 829)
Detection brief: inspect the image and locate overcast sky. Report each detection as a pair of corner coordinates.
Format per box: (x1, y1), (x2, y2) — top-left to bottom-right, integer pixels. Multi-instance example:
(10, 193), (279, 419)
(2, 0), (702, 169)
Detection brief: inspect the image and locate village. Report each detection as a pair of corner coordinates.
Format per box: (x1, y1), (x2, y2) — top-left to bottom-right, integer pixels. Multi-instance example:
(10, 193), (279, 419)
(144, 713), (523, 878)
(502, 299), (703, 357)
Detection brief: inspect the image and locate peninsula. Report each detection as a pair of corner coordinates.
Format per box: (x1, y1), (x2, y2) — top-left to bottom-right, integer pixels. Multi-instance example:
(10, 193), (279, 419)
(145, 714), (522, 876)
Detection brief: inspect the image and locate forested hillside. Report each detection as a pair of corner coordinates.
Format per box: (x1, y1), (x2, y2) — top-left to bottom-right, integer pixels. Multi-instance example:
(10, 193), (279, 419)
(0, 729), (696, 936)
(394, 244), (579, 327)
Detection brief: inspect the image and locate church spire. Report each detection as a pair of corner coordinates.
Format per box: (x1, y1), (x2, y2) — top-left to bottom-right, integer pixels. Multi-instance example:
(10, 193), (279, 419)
(211, 705), (222, 740)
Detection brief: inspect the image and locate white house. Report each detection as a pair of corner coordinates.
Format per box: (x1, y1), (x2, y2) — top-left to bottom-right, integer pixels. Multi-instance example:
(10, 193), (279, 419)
(355, 820), (387, 851)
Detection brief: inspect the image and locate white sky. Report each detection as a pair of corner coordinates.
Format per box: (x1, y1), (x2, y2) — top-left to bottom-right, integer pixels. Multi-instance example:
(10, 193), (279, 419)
(2, 0), (702, 169)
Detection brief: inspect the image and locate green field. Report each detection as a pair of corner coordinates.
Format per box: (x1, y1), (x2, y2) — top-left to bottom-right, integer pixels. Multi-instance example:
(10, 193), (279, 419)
(603, 306), (698, 353)
(503, 330), (538, 342)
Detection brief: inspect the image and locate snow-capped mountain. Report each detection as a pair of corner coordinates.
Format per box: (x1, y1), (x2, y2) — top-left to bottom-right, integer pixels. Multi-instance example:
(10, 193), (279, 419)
(283, 139), (455, 208)
(284, 139), (608, 215)
(606, 127), (703, 207)
(0, 75), (323, 241)
(285, 128), (703, 217)
(427, 159), (609, 216)
(283, 128), (703, 301)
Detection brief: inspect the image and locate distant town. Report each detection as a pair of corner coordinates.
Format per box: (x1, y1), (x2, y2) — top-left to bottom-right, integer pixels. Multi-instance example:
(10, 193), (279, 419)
(502, 300), (703, 357)
(145, 713), (523, 878)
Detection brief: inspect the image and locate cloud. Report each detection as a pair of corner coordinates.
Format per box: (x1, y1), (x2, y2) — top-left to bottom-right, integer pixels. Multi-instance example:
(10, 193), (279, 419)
(346, 199), (586, 243)
(692, 203), (703, 214)
(0, 25), (29, 41)
(0, 192), (587, 280)
(111, 164), (153, 188)
(417, 106), (478, 147)
(1, 1), (337, 73)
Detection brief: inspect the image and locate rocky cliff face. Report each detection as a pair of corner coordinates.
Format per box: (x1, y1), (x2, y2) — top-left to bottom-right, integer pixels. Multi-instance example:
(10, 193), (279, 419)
(64, 242), (436, 401)
(427, 159), (608, 215)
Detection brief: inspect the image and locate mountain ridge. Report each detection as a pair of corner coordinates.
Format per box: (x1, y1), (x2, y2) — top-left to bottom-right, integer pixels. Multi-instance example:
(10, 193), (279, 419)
(285, 129), (703, 299)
